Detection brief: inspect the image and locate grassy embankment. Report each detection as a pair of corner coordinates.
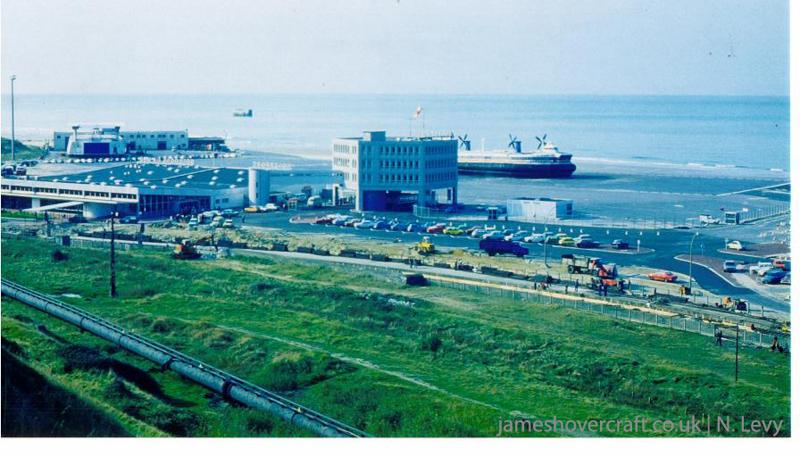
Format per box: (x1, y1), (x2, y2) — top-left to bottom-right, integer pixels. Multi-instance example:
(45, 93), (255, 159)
(0, 236), (790, 437)
(112, 222), (695, 297)
(1, 137), (45, 162)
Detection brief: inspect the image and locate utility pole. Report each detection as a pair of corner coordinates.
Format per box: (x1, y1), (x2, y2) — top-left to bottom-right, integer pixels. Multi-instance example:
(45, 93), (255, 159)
(688, 232), (699, 292)
(543, 235), (549, 268)
(110, 208), (118, 298)
(10, 75), (16, 161)
(735, 325), (740, 383)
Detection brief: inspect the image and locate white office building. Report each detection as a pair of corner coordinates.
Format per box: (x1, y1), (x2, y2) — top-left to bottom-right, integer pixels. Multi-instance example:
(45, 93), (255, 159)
(506, 197), (574, 222)
(332, 131), (458, 211)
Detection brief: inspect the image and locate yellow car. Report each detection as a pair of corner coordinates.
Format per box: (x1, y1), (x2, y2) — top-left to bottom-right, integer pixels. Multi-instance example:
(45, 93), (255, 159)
(558, 236), (575, 246)
(443, 226), (464, 236)
(244, 206), (261, 213)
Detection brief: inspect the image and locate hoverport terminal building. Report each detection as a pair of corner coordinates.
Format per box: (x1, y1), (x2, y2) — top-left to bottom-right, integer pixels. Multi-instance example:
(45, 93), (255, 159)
(1, 163), (270, 220)
(332, 131), (458, 212)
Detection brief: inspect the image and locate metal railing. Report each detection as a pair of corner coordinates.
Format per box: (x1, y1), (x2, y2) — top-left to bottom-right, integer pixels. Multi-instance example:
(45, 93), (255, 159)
(1, 279), (368, 438)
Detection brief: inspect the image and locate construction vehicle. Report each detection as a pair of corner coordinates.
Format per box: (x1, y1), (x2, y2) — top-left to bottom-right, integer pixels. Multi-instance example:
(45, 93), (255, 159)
(561, 254), (617, 278)
(173, 235), (216, 260)
(589, 277), (625, 292)
(722, 296), (748, 312)
(415, 236), (435, 255)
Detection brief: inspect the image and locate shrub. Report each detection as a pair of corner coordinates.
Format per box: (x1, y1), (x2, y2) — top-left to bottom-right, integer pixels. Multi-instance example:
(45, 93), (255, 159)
(51, 250), (69, 262)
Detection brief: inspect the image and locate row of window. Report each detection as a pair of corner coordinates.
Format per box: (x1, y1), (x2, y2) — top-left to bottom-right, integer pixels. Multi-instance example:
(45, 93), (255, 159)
(1, 184), (135, 200)
(426, 172), (457, 182)
(333, 144), (357, 154)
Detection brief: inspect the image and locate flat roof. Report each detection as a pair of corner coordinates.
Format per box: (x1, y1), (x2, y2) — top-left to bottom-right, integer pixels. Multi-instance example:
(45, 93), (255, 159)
(511, 197), (573, 202)
(35, 163), (249, 192)
(335, 136), (456, 142)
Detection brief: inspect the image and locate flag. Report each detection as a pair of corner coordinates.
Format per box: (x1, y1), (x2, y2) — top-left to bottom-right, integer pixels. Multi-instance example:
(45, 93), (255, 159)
(413, 106), (423, 119)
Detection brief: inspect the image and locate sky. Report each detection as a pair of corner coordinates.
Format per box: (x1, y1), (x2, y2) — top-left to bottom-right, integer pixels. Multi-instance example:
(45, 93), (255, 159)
(0, 0), (790, 96)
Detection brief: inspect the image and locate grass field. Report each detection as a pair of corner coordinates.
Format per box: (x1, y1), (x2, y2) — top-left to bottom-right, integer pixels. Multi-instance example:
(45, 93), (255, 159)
(1, 137), (45, 162)
(0, 236), (790, 437)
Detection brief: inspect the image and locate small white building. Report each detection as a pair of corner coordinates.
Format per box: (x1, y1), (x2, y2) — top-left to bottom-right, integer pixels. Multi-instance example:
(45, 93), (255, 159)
(53, 128), (189, 152)
(506, 197), (573, 222)
(332, 131), (458, 211)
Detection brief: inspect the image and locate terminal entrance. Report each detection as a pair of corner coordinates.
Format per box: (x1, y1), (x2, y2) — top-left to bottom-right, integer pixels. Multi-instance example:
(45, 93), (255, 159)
(361, 190), (418, 212)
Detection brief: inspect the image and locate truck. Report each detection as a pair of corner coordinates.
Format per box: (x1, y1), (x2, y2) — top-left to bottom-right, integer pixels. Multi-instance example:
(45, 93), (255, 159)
(479, 238), (529, 257)
(561, 254), (617, 278)
(699, 214), (720, 225)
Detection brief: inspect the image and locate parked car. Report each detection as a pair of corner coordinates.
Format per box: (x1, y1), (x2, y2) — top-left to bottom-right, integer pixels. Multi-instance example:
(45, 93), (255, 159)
(344, 218), (360, 227)
(373, 219), (390, 230)
(465, 226), (482, 236)
(389, 221), (405, 231)
(611, 240), (630, 250)
(558, 237), (576, 246)
(406, 223), (422, 233)
(262, 203), (279, 212)
(481, 230), (505, 240)
(427, 223), (446, 234)
(723, 260), (737, 273)
(772, 258), (791, 271)
(575, 233), (591, 240)
(355, 220), (374, 229)
(523, 233), (545, 243)
(726, 240), (744, 251)
(119, 215), (138, 224)
(479, 239), (529, 257)
(505, 231), (529, 242)
(332, 216), (351, 226)
(576, 238), (598, 248)
(470, 229), (486, 239)
(221, 209), (239, 218)
(314, 215), (335, 225)
(749, 262), (774, 276)
(443, 226), (464, 236)
(222, 219), (235, 229)
(761, 269), (787, 284)
(648, 271), (678, 282)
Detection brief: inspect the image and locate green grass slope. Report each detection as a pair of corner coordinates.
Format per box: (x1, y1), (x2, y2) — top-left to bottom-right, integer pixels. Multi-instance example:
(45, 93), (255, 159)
(0, 236), (790, 437)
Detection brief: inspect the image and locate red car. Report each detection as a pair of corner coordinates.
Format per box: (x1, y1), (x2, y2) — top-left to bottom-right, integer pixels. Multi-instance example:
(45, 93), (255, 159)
(426, 223), (446, 234)
(313, 215), (334, 225)
(648, 271), (678, 282)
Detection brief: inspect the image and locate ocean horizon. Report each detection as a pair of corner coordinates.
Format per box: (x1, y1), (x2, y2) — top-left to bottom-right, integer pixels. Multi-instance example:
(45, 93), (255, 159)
(1, 93), (789, 171)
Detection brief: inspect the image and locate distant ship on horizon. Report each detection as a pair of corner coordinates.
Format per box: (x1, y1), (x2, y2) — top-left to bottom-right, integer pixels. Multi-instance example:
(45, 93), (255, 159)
(457, 134), (577, 178)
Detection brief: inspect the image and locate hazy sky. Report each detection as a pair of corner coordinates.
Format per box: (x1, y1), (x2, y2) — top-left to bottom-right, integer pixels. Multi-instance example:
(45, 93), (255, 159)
(0, 0), (789, 96)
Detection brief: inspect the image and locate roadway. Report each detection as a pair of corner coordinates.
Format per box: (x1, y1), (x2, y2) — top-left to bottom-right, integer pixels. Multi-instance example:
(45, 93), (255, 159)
(242, 211), (789, 313)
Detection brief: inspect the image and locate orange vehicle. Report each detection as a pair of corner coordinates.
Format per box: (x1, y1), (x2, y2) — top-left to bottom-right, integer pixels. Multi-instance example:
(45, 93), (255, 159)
(648, 271), (678, 282)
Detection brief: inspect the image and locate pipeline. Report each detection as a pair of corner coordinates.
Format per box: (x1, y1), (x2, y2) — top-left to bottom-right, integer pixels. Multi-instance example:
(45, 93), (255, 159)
(1, 279), (368, 438)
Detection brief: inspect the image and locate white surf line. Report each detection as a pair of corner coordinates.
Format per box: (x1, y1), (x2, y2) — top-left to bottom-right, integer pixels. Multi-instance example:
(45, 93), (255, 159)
(673, 255), (737, 288)
(716, 182), (790, 197)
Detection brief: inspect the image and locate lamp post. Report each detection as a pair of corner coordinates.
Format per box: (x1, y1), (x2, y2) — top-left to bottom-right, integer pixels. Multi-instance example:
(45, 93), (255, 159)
(10, 75), (16, 161)
(543, 235), (549, 267)
(688, 232), (700, 292)
(109, 207), (118, 298)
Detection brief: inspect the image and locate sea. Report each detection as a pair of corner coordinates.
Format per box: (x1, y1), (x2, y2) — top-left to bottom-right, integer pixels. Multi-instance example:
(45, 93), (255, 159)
(2, 94), (790, 222)
(1, 94), (790, 172)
